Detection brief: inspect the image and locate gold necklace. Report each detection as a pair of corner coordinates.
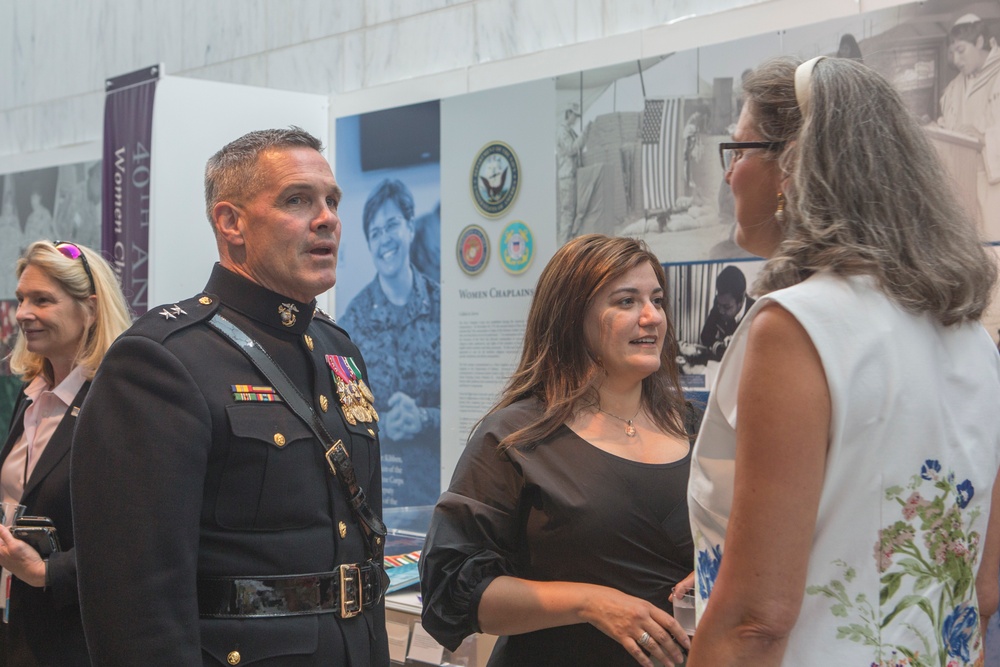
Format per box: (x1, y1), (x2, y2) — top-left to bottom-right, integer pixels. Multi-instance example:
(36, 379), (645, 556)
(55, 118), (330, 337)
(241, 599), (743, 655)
(599, 405), (641, 437)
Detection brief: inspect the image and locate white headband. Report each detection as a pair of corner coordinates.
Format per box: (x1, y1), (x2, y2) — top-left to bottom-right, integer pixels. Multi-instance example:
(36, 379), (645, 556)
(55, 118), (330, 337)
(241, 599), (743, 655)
(953, 13), (982, 26)
(794, 56), (826, 112)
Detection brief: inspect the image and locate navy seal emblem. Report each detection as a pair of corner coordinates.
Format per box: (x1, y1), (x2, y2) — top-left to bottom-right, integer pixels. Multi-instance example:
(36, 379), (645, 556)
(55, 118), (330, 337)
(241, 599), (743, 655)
(471, 141), (519, 217)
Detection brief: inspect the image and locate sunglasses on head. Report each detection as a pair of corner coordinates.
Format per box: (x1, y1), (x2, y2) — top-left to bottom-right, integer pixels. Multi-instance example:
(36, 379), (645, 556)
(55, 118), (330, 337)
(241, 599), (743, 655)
(53, 241), (96, 295)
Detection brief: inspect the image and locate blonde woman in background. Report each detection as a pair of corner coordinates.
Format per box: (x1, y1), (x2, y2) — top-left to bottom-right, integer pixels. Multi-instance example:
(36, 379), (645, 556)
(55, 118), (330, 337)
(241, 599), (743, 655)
(0, 241), (130, 666)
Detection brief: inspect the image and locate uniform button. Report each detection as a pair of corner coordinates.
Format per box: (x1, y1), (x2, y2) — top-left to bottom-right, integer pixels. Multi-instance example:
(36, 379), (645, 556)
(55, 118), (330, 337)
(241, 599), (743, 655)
(227, 651), (241, 665)
(303, 334), (314, 351)
(319, 395), (329, 412)
(367, 428), (375, 437)
(199, 296), (213, 305)
(273, 433), (286, 447)
(339, 521), (347, 538)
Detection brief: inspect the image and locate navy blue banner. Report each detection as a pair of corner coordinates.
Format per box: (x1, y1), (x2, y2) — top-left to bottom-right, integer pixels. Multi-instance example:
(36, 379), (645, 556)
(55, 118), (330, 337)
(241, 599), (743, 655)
(102, 65), (160, 314)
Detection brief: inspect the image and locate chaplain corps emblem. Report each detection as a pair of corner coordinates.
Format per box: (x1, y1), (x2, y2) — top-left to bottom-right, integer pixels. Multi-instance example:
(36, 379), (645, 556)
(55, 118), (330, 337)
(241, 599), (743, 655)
(471, 141), (519, 217)
(457, 225), (490, 275)
(499, 221), (534, 275)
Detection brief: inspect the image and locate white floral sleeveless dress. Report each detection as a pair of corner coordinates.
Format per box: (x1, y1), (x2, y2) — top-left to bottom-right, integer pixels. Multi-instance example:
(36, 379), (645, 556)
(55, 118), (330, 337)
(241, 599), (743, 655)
(689, 272), (1000, 666)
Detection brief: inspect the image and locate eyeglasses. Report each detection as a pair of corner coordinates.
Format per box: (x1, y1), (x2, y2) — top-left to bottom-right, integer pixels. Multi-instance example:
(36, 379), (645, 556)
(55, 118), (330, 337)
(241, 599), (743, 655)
(53, 241), (96, 295)
(719, 141), (784, 172)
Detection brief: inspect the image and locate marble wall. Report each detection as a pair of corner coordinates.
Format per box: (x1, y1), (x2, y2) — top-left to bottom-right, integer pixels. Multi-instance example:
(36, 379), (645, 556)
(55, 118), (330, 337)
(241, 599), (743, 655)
(0, 0), (768, 157)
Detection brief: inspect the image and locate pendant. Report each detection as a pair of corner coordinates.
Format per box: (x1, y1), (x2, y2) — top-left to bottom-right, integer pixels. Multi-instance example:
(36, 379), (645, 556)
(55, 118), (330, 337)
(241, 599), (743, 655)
(625, 421), (637, 437)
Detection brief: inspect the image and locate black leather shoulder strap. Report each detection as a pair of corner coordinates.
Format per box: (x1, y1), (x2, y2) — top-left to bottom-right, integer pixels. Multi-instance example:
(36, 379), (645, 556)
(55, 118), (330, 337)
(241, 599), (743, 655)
(207, 313), (386, 558)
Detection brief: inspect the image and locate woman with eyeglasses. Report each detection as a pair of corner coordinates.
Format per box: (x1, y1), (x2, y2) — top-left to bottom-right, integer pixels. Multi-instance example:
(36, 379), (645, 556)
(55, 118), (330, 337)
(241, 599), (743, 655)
(0, 241), (130, 666)
(680, 56), (1000, 666)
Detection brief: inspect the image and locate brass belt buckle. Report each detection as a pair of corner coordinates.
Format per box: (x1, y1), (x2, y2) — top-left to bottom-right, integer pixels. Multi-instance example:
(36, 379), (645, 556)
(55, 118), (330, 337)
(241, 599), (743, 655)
(338, 563), (363, 618)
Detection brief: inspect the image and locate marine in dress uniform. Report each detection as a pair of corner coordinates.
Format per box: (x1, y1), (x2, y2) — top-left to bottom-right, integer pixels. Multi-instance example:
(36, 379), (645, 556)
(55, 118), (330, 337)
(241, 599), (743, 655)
(71, 129), (388, 666)
(72, 265), (388, 666)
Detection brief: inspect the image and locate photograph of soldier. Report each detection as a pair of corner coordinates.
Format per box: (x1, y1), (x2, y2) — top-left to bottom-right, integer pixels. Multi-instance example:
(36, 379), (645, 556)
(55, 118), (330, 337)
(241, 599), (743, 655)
(556, 101), (590, 243)
(52, 161), (102, 251)
(335, 102), (441, 509)
(11, 168), (59, 260)
(698, 265), (755, 362)
(666, 259), (764, 395)
(339, 179), (442, 509)
(934, 12), (1000, 238)
(0, 175), (22, 299)
(23, 193), (54, 249)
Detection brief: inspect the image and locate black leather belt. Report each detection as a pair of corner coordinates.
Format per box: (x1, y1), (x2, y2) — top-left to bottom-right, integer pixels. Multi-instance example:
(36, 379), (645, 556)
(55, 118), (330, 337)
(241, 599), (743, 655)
(198, 562), (386, 619)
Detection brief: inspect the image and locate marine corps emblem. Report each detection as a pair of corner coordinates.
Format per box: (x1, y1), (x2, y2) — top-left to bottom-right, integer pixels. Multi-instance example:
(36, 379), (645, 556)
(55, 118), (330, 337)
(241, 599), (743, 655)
(471, 141), (520, 218)
(456, 225), (490, 276)
(278, 302), (298, 327)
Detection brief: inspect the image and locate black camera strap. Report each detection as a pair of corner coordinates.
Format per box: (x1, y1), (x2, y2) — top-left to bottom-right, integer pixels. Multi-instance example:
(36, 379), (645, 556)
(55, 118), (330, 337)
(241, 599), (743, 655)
(207, 314), (387, 560)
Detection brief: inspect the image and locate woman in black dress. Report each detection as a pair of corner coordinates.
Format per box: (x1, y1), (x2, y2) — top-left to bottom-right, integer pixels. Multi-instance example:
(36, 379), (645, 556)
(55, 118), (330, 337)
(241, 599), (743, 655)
(421, 234), (697, 667)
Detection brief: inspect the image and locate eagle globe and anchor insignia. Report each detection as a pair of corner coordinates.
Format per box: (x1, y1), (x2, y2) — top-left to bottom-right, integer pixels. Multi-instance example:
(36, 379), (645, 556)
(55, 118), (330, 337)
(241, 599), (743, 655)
(456, 224), (490, 276)
(470, 141), (520, 218)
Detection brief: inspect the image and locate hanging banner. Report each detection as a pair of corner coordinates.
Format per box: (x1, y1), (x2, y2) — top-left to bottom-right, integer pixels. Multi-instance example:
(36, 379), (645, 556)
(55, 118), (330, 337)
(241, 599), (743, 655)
(102, 64), (161, 315)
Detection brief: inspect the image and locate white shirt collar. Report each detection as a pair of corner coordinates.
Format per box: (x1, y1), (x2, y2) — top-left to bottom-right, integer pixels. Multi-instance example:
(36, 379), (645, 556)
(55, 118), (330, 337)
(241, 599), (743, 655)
(23, 364), (87, 406)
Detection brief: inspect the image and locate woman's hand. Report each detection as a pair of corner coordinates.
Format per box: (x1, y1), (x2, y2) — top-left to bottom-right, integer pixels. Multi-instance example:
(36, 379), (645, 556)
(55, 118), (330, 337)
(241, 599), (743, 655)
(579, 586), (690, 666)
(0, 525), (46, 587)
(479, 578), (690, 665)
(671, 571), (696, 601)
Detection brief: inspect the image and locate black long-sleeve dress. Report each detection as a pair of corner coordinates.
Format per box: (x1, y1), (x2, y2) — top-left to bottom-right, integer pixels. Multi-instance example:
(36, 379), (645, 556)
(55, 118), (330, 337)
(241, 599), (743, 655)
(420, 397), (699, 666)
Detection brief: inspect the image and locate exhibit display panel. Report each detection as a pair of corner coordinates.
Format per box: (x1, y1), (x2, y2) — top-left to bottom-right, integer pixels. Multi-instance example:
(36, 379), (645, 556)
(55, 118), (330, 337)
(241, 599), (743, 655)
(329, 0), (1000, 511)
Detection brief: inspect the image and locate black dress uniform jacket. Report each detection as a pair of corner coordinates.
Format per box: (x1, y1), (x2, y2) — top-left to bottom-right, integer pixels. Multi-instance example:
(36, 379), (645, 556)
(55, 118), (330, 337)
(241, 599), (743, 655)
(1, 383), (90, 666)
(71, 265), (389, 666)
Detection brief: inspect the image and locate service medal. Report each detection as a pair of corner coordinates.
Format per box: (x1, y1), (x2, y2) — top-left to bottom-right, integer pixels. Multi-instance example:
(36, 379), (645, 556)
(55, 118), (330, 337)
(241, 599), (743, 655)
(326, 354), (379, 424)
(343, 357), (377, 406)
(358, 379), (375, 404)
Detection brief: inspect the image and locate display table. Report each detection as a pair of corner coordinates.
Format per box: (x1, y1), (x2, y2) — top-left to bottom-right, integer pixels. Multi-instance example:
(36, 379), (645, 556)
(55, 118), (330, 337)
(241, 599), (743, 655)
(385, 591), (497, 666)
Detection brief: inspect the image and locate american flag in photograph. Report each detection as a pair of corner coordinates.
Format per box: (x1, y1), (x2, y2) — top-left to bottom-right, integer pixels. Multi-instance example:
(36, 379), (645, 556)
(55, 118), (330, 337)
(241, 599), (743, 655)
(641, 98), (682, 214)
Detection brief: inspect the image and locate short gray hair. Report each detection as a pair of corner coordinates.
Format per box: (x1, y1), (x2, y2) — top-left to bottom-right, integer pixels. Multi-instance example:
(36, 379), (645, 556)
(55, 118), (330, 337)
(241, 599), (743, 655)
(203, 126), (324, 225)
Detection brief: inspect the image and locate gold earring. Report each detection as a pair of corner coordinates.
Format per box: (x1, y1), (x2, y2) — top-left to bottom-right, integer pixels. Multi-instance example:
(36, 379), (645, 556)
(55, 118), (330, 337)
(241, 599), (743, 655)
(775, 192), (786, 223)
